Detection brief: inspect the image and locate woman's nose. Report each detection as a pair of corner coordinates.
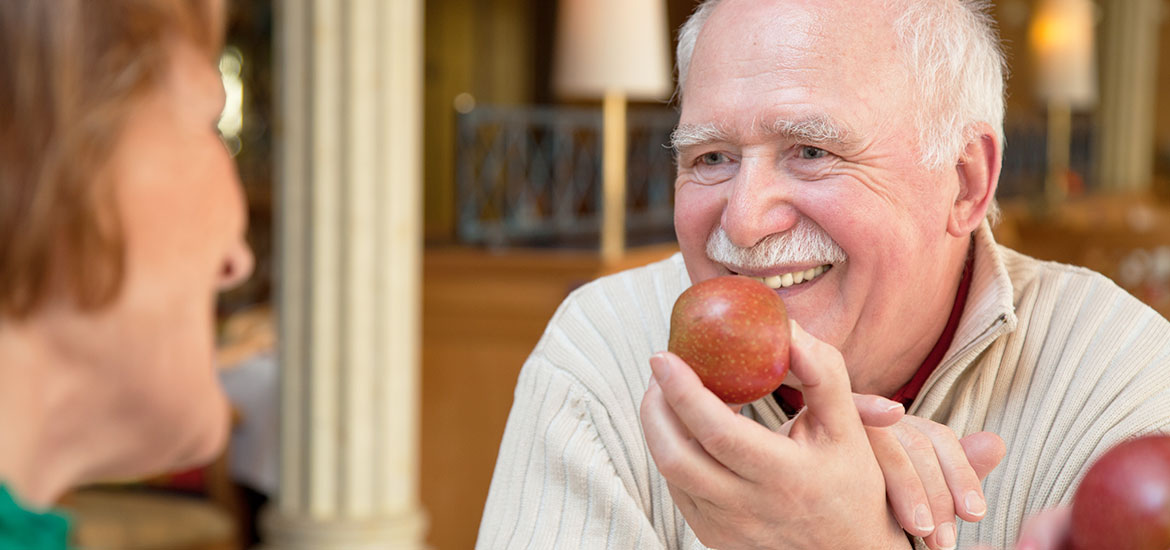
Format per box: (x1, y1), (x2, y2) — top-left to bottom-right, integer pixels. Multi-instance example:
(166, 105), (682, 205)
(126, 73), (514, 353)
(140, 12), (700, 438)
(217, 239), (255, 291)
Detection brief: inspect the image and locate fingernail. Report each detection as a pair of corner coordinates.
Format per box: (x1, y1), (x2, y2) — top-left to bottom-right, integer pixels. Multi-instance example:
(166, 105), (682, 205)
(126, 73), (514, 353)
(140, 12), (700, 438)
(914, 504), (933, 533)
(936, 522), (956, 550)
(650, 353), (670, 382)
(965, 490), (986, 517)
(883, 398), (904, 413)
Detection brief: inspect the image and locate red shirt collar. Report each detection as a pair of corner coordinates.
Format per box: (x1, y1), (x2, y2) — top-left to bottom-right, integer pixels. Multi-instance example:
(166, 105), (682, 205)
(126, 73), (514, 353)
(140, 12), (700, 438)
(774, 245), (975, 415)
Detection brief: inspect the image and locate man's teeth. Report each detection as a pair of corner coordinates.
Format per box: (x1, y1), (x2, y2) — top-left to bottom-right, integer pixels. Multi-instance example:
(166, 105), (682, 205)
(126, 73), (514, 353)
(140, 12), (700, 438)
(748, 265), (828, 289)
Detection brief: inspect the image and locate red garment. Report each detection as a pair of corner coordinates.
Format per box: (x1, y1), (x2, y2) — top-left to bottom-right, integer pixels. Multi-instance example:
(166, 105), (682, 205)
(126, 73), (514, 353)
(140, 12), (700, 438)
(775, 248), (975, 415)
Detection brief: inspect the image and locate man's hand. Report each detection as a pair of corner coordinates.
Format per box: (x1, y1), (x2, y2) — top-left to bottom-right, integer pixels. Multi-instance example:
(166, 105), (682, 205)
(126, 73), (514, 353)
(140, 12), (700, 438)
(775, 384), (1004, 549)
(863, 416), (1005, 549)
(640, 322), (909, 550)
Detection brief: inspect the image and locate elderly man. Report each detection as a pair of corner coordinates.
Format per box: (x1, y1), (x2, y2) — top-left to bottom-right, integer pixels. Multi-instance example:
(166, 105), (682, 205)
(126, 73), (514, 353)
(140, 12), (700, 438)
(478, 0), (1170, 548)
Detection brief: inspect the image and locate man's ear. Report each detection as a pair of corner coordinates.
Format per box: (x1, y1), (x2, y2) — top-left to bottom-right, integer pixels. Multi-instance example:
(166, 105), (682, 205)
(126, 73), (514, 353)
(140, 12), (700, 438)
(948, 122), (1001, 237)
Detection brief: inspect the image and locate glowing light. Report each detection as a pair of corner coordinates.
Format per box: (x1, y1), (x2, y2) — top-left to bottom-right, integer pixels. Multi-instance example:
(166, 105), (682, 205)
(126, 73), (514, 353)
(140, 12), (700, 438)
(1028, 0), (1096, 106)
(218, 47), (245, 156)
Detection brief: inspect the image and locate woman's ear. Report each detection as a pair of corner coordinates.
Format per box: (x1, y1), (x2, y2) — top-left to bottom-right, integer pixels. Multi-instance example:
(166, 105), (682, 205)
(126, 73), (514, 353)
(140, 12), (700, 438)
(948, 122), (1002, 236)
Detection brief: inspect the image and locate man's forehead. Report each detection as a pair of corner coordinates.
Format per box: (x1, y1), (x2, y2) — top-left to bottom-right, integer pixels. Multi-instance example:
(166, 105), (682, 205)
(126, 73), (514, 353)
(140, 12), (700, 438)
(708, 0), (896, 27)
(680, 0), (908, 143)
(694, 0), (902, 71)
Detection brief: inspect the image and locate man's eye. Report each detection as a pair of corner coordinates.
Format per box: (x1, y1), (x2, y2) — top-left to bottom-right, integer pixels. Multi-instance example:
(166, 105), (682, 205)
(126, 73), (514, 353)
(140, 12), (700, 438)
(699, 152), (728, 165)
(799, 146), (829, 160)
(689, 150), (737, 184)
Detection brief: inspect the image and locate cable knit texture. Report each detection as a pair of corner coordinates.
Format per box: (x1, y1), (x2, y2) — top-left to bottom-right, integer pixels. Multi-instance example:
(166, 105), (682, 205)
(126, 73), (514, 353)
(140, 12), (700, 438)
(477, 222), (1170, 549)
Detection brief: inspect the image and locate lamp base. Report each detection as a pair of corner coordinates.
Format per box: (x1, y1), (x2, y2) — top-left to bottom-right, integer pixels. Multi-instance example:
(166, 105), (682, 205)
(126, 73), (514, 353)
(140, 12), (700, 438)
(601, 89), (628, 265)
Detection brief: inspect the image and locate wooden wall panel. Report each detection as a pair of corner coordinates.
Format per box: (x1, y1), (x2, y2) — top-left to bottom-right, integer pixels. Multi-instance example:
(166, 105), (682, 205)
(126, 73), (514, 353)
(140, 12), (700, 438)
(419, 246), (677, 549)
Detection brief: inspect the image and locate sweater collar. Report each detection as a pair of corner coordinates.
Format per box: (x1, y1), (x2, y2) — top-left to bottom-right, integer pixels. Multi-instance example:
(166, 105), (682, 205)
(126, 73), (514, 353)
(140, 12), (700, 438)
(941, 220), (1019, 366)
(908, 220), (1019, 416)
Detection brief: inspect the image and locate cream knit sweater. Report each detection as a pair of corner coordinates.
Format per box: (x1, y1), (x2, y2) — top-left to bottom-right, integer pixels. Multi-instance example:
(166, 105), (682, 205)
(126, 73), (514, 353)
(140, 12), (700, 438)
(478, 223), (1170, 549)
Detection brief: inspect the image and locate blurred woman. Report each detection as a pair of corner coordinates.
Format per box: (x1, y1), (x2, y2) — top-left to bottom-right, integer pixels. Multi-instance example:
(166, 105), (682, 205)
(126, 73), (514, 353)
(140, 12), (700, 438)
(0, 0), (253, 546)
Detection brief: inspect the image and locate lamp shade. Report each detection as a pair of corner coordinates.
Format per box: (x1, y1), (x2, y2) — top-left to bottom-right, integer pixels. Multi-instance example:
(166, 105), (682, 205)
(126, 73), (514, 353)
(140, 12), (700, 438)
(553, 0), (672, 101)
(1029, 0), (1097, 107)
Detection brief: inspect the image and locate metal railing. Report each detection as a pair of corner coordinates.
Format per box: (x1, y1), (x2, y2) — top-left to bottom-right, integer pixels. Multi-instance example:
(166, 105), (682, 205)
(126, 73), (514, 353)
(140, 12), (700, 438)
(1000, 118), (1096, 199)
(456, 105), (677, 248)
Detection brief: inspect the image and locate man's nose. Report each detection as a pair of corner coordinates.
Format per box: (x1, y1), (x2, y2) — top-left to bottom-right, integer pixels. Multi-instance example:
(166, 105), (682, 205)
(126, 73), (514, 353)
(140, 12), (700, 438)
(720, 159), (799, 248)
(217, 239), (255, 291)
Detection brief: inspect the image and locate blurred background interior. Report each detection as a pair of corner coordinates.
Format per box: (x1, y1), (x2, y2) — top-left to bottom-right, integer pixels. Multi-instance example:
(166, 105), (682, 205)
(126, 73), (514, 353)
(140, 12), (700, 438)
(53, 0), (1170, 549)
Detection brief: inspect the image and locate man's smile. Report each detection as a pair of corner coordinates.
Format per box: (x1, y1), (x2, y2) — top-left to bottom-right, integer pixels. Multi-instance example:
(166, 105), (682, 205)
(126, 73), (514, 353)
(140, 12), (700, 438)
(729, 264), (833, 289)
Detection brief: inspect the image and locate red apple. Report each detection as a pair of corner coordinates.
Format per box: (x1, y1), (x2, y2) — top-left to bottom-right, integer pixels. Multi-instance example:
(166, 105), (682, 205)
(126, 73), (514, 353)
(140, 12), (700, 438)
(1068, 434), (1170, 550)
(667, 275), (790, 404)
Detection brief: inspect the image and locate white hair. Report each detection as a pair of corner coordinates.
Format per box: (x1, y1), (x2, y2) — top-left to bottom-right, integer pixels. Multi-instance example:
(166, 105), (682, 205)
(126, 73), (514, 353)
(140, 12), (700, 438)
(707, 219), (848, 271)
(675, 0), (1006, 221)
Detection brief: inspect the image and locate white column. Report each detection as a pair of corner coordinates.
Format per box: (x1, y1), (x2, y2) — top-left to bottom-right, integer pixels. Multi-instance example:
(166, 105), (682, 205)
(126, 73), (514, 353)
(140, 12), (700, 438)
(263, 0), (426, 548)
(1095, 0), (1162, 191)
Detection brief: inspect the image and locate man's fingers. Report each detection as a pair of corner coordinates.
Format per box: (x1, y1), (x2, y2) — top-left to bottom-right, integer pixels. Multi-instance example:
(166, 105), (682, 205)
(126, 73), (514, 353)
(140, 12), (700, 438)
(959, 431), (1007, 481)
(866, 426), (935, 538)
(787, 321), (863, 438)
(890, 422), (958, 550)
(647, 352), (793, 478)
(855, 393), (905, 428)
(640, 374), (741, 497)
(1015, 506), (1072, 550)
(902, 416), (988, 524)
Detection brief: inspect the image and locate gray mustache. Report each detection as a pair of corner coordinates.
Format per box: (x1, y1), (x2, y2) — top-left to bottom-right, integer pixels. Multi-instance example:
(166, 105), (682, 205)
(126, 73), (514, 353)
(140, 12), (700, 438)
(706, 221), (848, 271)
